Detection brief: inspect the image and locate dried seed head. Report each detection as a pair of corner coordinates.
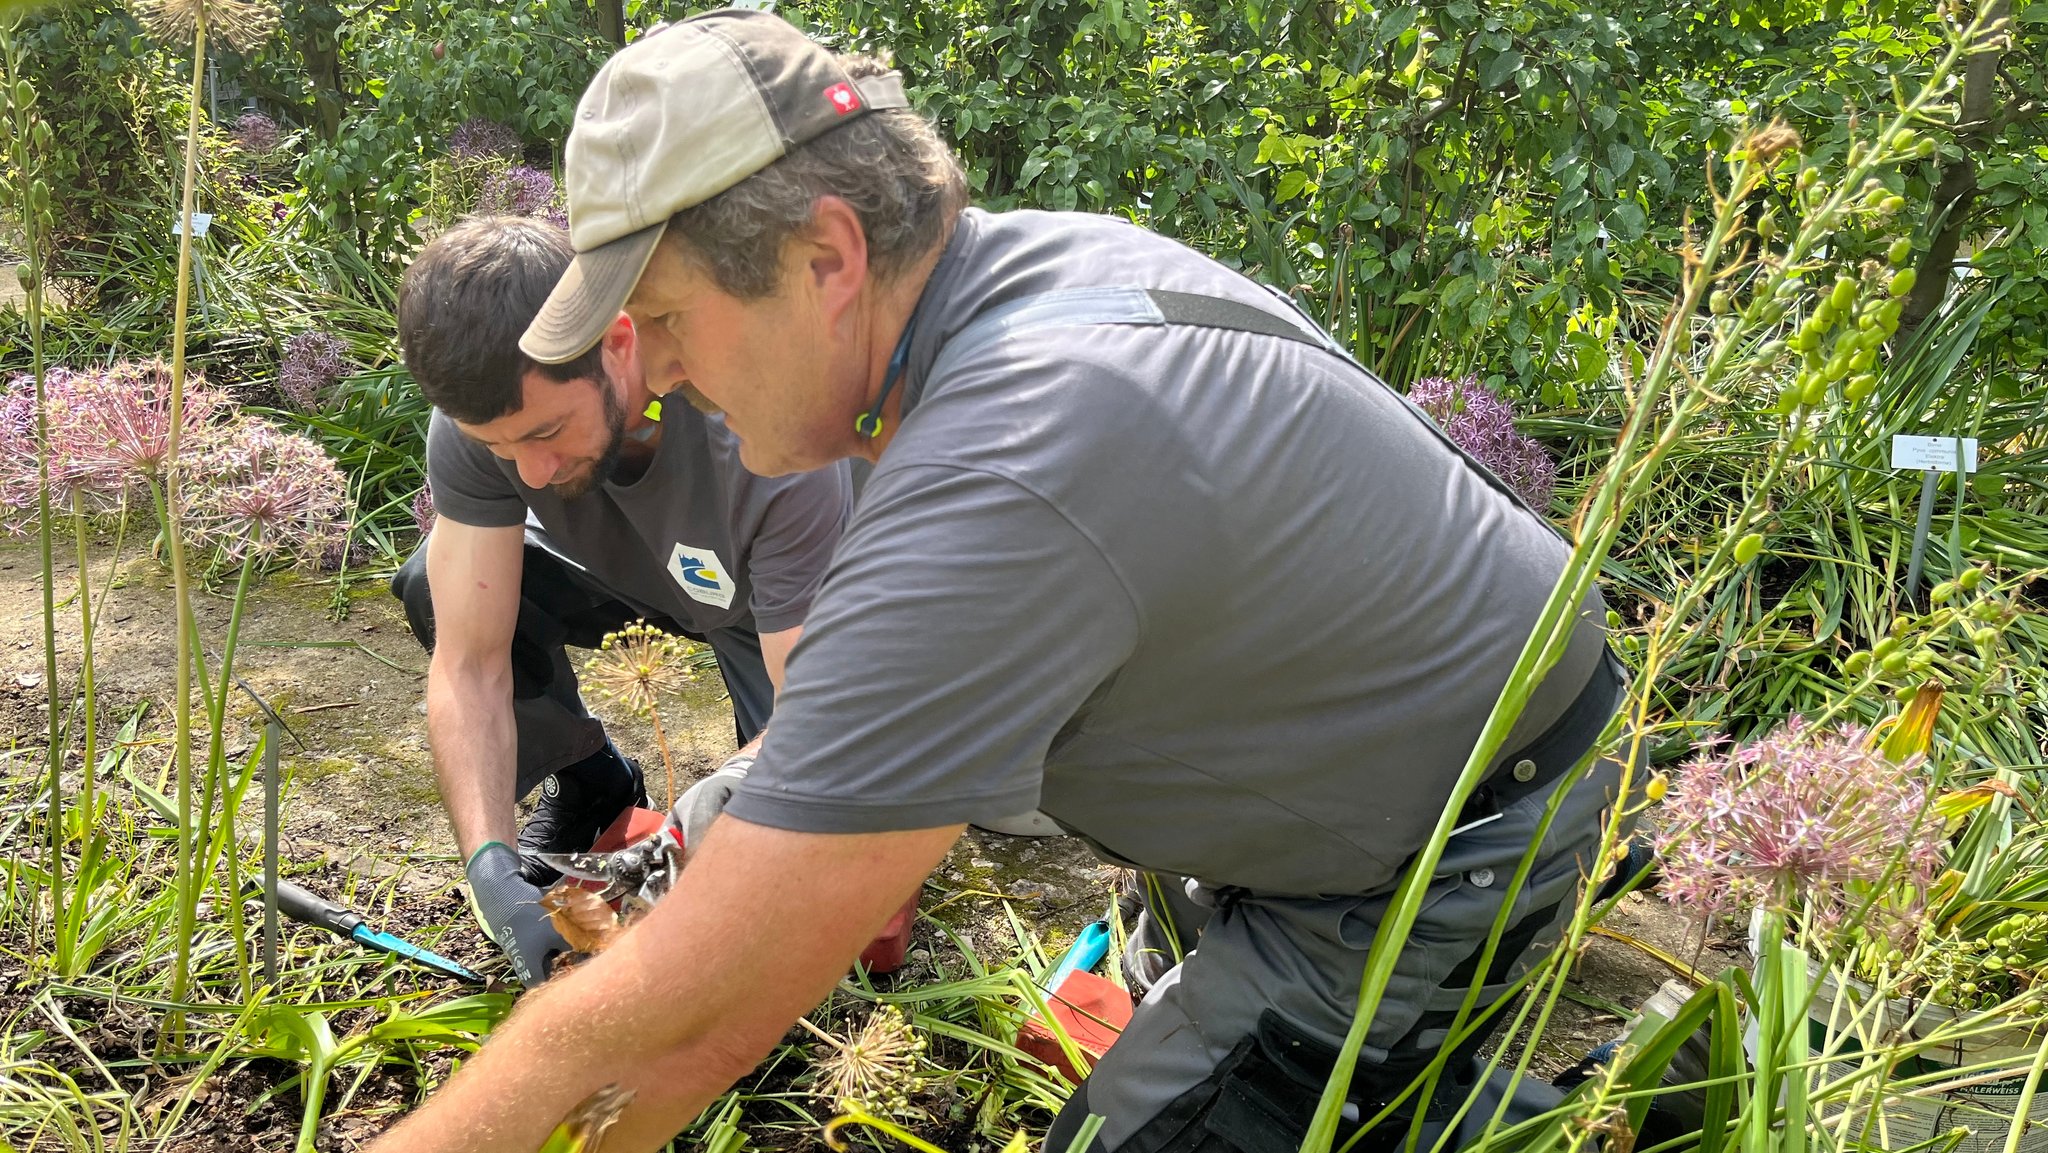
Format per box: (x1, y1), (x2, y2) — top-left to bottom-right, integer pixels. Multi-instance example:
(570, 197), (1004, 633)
(132, 0), (279, 53)
(805, 1005), (926, 1116)
(1746, 121), (1802, 166)
(582, 621), (694, 717)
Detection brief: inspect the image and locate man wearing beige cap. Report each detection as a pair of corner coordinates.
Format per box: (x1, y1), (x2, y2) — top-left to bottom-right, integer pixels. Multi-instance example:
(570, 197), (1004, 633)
(370, 9), (1626, 1153)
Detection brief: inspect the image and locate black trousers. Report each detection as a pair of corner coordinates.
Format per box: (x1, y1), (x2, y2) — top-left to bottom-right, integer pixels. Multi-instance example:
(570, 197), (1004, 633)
(390, 535), (775, 797)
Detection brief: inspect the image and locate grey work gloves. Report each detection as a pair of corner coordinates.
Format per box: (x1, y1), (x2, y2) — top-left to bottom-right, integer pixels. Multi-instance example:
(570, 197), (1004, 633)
(465, 841), (568, 985)
(667, 752), (755, 857)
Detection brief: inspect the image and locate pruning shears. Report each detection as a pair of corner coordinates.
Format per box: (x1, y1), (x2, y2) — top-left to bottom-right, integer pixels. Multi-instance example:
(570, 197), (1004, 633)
(533, 827), (684, 906)
(263, 878), (484, 984)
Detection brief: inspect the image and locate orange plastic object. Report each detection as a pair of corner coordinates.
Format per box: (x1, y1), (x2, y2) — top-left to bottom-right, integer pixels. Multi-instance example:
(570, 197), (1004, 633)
(1017, 970), (1134, 1082)
(579, 806), (920, 975)
(858, 892), (920, 975)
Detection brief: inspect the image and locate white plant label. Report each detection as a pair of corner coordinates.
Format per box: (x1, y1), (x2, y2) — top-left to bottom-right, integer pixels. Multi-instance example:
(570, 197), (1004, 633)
(172, 212), (214, 238)
(1890, 434), (1978, 473)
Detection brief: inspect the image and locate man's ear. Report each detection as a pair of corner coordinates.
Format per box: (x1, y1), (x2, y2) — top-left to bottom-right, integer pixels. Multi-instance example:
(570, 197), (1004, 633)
(801, 195), (870, 335)
(598, 312), (639, 388)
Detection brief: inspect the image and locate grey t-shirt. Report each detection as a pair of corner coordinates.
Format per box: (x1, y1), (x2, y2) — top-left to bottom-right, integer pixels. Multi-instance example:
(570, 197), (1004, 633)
(730, 208), (1609, 898)
(426, 404), (851, 635)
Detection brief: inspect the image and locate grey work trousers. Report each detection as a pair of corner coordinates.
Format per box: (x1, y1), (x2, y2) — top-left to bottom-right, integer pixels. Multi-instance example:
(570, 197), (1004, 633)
(1049, 703), (1628, 1150)
(390, 532), (775, 796)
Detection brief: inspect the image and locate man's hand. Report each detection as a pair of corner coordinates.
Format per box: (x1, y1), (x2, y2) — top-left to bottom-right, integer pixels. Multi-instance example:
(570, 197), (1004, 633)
(369, 817), (964, 1153)
(466, 842), (569, 984)
(666, 751), (754, 857)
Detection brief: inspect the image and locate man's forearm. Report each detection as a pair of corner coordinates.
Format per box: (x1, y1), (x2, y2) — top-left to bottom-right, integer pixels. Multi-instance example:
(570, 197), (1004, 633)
(426, 660), (519, 860)
(368, 918), (763, 1153)
(366, 819), (963, 1153)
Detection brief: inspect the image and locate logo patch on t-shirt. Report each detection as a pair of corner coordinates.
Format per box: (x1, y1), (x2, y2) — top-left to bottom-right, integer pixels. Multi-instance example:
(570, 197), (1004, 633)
(668, 544), (736, 610)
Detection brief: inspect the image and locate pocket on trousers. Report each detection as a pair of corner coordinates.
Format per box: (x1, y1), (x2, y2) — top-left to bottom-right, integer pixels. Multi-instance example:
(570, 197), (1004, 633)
(1122, 1012), (1400, 1153)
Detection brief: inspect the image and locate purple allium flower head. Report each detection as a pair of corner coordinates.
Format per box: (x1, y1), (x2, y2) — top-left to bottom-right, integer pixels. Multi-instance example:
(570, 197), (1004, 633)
(64, 360), (233, 491)
(231, 111), (281, 156)
(1409, 375), (1557, 511)
(186, 417), (349, 563)
(411, 482), (437, 538)
(0, 362), (233, 532)
(476, 165), (557, 217)
(447, 117), (522, 163)
(539, 206), (570, 232)
(1655, 716), (1943, 938)
(278, 331), (352, 411)
(0, 370), (101, 531)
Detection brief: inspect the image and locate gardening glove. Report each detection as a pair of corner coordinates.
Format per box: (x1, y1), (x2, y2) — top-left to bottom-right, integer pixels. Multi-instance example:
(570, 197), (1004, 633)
(465, 841), (568, 985)
(666, 752), (754, 859)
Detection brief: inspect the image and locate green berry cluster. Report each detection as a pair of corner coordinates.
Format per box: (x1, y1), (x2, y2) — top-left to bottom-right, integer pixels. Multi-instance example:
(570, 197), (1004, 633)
(1887, 914), (2048, 1012)
(1837, 567), (2022, 702)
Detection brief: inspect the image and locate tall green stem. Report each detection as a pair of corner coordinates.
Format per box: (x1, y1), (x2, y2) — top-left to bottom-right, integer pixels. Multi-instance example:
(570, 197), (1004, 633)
(71, 494), (98, 865)
(0, 22), (64, 976)
(164, 9), (210, 1031)
(195, 545), (261, 996)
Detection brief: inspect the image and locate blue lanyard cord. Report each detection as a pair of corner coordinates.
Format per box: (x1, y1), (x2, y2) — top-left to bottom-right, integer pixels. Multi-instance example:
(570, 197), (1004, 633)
(855, 314), (918, 439)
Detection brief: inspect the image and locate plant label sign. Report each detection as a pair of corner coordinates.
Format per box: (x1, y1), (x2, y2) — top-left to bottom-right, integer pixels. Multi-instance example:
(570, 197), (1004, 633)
(1890, 434), (1978, 473)
(171, 212), (213, 238)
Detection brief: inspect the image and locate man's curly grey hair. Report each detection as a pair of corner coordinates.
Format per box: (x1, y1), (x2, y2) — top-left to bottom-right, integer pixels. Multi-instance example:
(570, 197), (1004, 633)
(662, 55), (968, 298)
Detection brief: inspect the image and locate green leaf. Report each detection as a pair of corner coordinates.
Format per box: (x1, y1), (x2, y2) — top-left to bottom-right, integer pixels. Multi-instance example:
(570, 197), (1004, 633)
(1606, 140), (1634, 178)
(1376, 6), (1416, 46)
(1480, 49), (1523, 89)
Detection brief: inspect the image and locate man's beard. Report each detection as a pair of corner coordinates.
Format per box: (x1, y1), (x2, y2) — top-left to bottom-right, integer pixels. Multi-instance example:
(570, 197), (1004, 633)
(547, 377), (629, 499)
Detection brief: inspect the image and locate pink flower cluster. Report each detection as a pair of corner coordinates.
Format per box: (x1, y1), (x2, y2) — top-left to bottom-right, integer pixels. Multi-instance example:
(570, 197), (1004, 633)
(232, 111), (283, 157)
(278, 331), (352, 411)
(447, 117), (522, 163)
(0, 361), (230, 523)
(1409, 375), (1558, 511)
(1656, 716), (1944, 936)
(186, 419), (349, 562)
(411, 482), (437, 538)
(476, 165), (557, 218)
(0, 361), (350, 565)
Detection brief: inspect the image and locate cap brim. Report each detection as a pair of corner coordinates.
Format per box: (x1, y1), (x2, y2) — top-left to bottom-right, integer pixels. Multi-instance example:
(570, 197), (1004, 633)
(520, 221), (667, 364)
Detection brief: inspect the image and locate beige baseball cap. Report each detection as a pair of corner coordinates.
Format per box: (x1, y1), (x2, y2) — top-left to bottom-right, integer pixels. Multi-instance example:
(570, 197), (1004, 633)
(520, 9), (909, 364)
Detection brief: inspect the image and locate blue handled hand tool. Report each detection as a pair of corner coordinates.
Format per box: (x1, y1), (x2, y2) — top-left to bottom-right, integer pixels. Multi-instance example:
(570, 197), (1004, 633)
(1044, 919), (1112, 991)
(266, 878), (484, 984)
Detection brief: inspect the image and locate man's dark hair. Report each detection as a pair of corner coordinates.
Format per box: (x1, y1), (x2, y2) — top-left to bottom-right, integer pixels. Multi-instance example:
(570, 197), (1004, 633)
(397, 216), (605, 423)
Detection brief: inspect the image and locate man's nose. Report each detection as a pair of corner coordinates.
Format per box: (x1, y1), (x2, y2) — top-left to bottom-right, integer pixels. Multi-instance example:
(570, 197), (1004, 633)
(514, 449), (558, 489)
(641, 329), (685, 389)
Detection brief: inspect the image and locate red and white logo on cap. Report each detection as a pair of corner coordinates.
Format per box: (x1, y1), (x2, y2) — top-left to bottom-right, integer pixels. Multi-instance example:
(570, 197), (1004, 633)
(824, 82), (861, 115)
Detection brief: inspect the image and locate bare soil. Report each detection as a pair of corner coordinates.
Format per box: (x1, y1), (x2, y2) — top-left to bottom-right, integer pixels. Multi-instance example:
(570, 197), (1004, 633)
(0, 537), (1734, 1149)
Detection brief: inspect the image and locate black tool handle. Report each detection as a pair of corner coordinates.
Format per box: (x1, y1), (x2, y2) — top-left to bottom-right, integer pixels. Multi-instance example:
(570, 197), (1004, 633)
(271, 879), (365, 938)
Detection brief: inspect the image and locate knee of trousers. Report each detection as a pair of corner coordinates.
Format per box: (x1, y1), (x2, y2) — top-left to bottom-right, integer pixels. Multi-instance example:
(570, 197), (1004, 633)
(389, 544), (436, 650)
